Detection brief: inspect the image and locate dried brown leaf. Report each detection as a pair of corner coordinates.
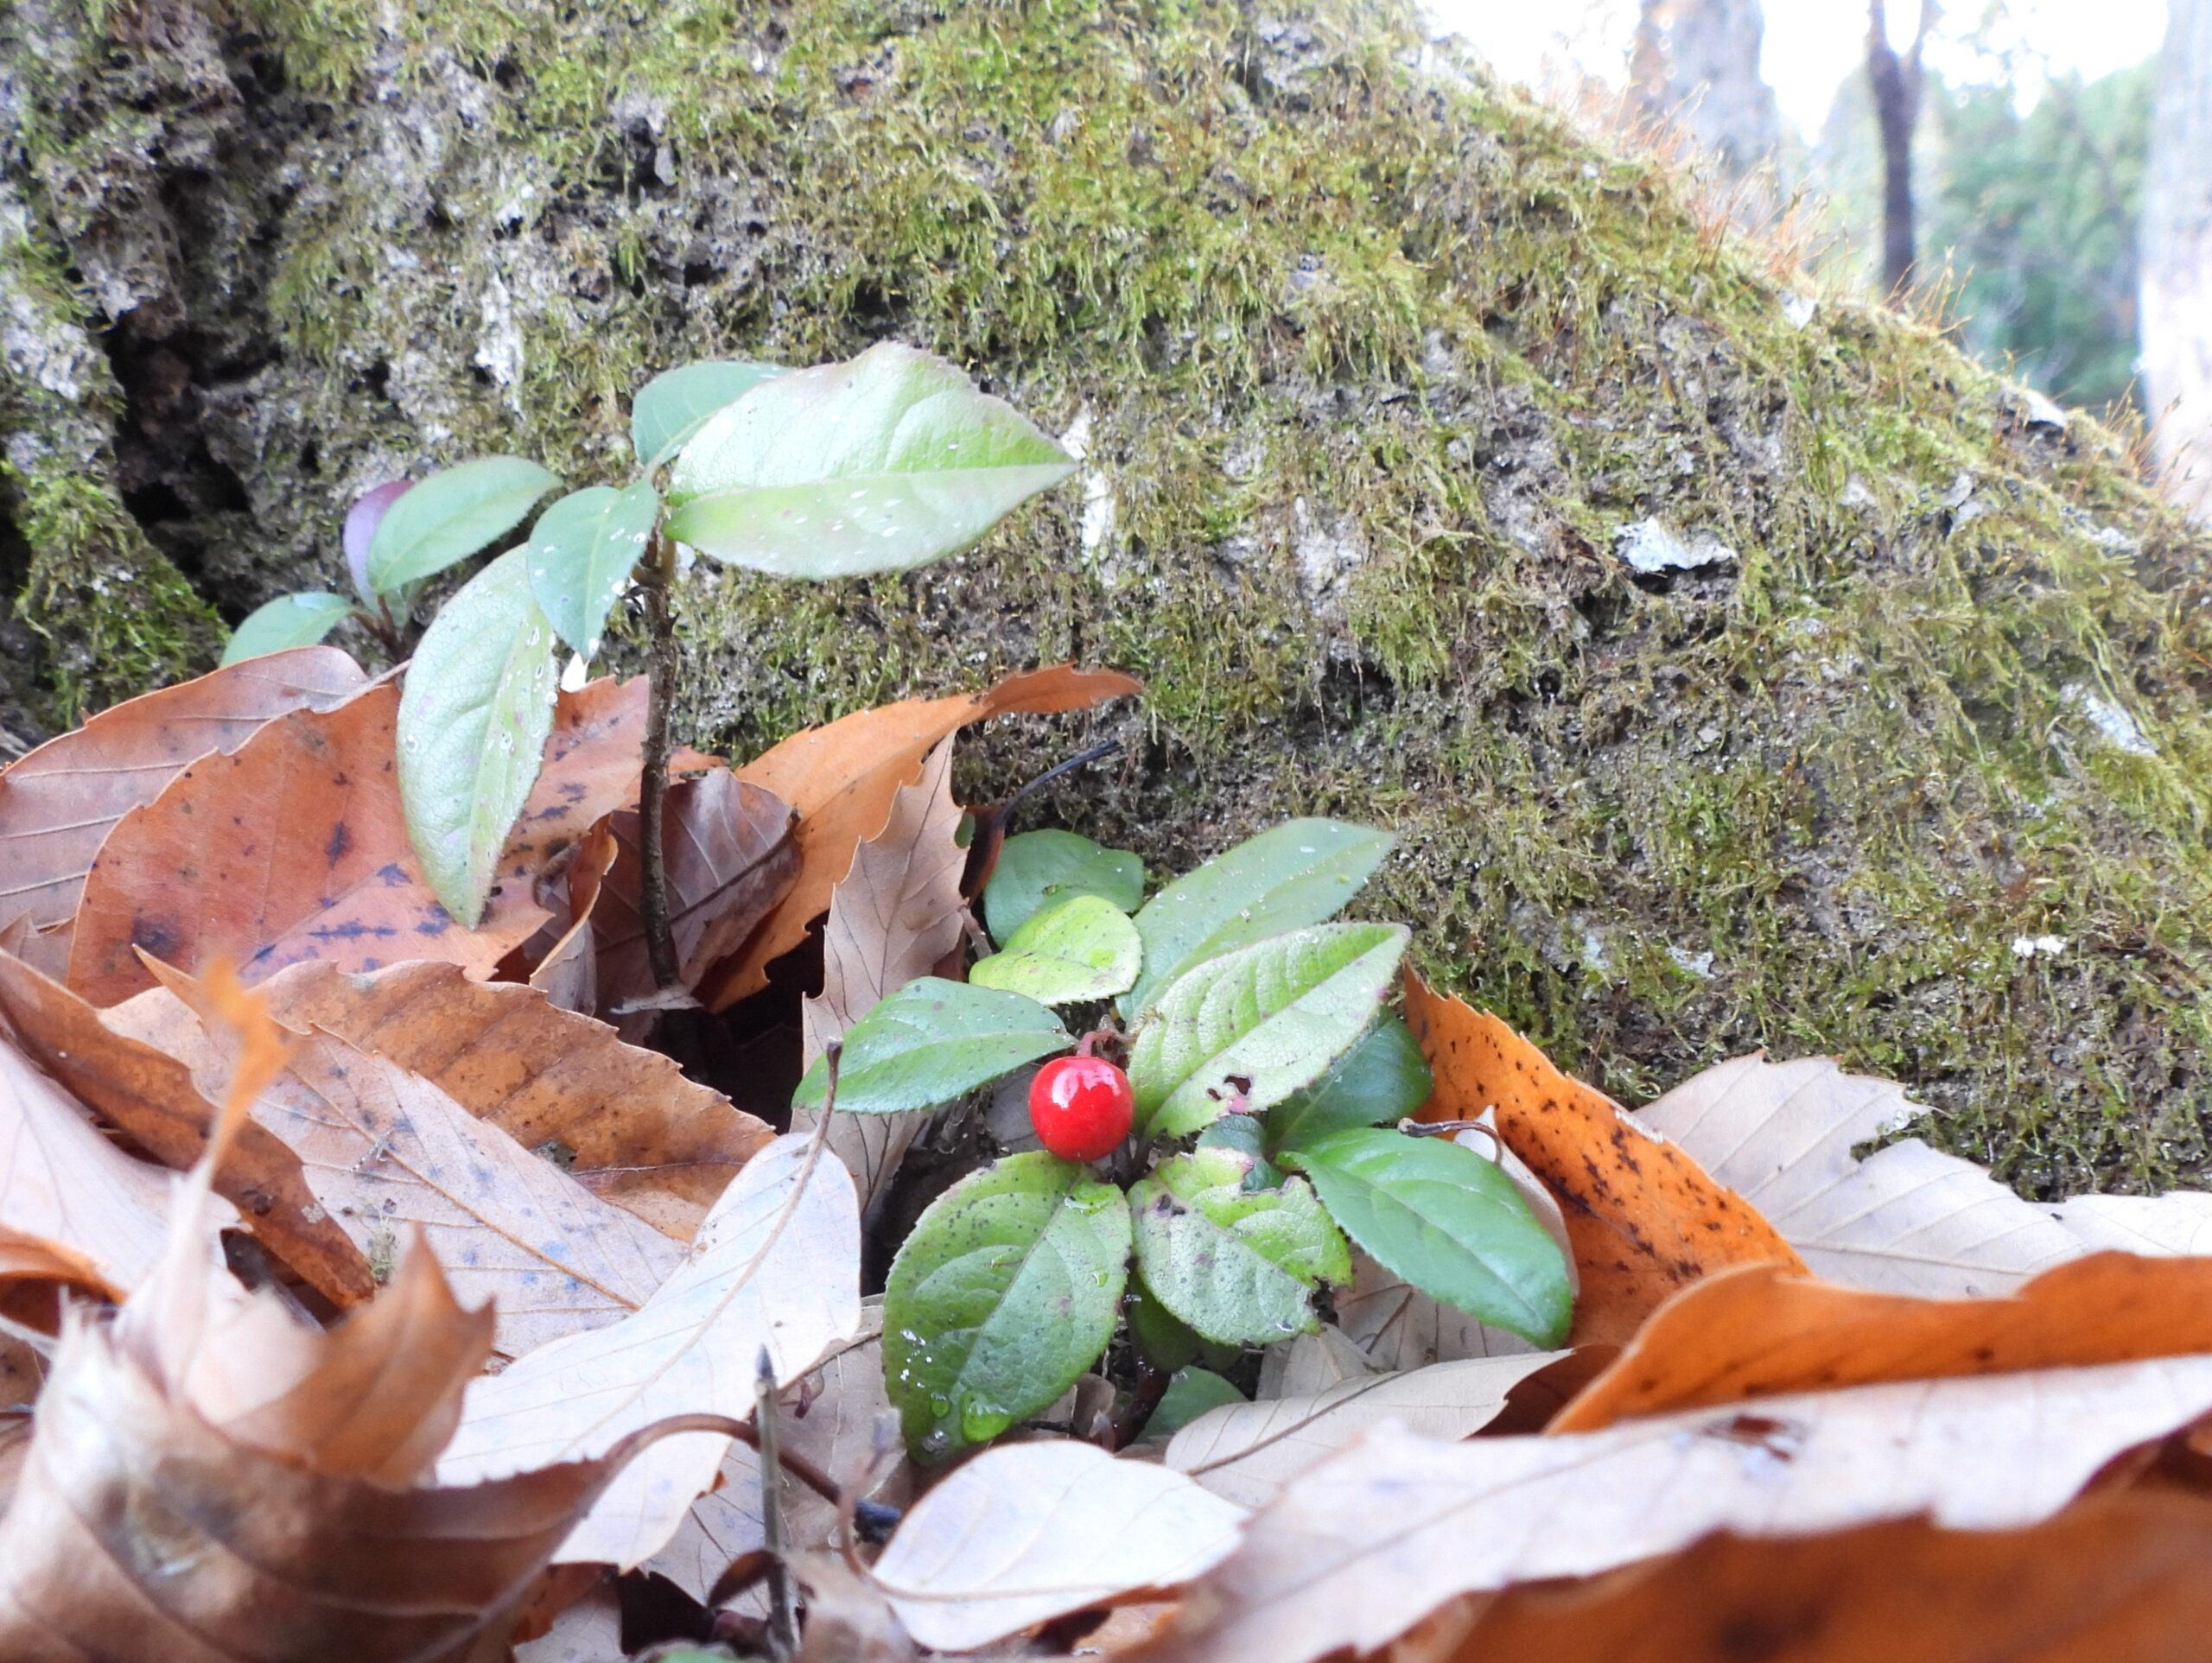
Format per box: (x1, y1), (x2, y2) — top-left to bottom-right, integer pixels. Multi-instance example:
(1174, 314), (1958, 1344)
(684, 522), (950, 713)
(706, 664), (1139, 1007)
(1402, 974), (1802, 1346)
(798, 735), (968, 1210)
(0, 949), (372, 1303)
(0, 649), (367, 976)
(1139, 1361), (2212, 1663)
(873, 1438), (1246, 1651)
(1637, 1053), (2212, 1295)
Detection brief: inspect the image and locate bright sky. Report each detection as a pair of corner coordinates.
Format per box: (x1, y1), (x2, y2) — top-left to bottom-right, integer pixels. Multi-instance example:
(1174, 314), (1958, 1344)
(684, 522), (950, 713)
(1426, 1), (2171, 136)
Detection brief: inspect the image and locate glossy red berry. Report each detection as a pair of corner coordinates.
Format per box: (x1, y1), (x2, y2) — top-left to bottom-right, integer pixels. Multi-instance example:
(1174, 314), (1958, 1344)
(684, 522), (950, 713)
(1028, 1055), (1135, 1163)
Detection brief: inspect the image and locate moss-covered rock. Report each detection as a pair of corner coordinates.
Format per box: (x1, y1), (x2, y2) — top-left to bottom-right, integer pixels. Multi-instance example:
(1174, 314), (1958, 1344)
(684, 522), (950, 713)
(3, 0), (2209, 1192)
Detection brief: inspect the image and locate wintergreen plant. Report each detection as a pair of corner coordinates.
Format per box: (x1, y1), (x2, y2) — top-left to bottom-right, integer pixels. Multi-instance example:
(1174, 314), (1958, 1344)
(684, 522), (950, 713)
(225, 345), (1075, 943)
(802, 817), (1579, 1463)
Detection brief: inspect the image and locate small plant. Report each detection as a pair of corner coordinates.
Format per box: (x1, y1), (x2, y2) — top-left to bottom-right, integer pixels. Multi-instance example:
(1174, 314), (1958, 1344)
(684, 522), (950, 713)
(796, 816), (1579, 1464)
(226, 345), (1075, 981)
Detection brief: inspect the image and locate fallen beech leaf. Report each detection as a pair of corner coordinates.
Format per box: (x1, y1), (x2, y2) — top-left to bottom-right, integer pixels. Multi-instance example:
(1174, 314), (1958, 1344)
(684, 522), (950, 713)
(707, 664), (1139, 1007)
(0, 1038), (225, 1323)
(230, 957), (772, 1240)
(1413, 1488), (2212, 1663)
(67, 682), (551, 1003)
(1338, 1255), (1541, 1370)
(513, 1587), (622, 1663)
(1166, 1353), (1563, 1508)
(591, 768), (798, 1015)
(648, 1308), (906, 1604)
(797, 1551), (917, 1663)
(872, 1438), (1246, 1650)
(0, 648), (367, 976)
(799, 737), (968, 1210)
(132, 985), (683, 1357)
(438, 1132), (862, 1570)
(1637, 1053), (2212, 1295)
(1551, 1252), (2212, 1432)
(1141, 1361), (2212, 1663)
(0, 950), (372, 1304)
(1256, 1324), (1381, 1400)
(1402, 974), (1801, 1345)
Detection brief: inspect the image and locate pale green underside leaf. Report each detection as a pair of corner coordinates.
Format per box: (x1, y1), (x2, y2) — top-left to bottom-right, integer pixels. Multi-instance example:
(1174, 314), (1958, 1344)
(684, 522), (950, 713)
(365, 455), (560, 593)
(219, 592), (353, 665)
(969, 892), (1141, 1005)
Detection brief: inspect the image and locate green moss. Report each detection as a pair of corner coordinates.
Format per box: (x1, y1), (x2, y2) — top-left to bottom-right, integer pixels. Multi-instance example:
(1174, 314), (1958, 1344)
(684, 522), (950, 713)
(28, 0), (2208, 1198)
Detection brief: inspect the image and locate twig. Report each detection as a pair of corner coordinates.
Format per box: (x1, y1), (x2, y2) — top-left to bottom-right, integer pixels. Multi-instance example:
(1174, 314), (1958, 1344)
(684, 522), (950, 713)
(638, 526), (683, 990)
(757, 1345), (802, 1660)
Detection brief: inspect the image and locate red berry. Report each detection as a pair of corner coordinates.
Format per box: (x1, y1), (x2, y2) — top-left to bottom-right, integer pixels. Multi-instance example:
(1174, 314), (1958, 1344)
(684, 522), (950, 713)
(1028, 1055), (1134, 1163)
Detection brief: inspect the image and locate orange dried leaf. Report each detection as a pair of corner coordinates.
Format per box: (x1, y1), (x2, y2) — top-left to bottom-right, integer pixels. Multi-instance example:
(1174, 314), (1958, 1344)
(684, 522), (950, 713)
(706, 663), (1137, 1007)
(1551, 1252), (2212, 1433)
(1402, 973), (1802, 1346)
(0, 649), (367, 977)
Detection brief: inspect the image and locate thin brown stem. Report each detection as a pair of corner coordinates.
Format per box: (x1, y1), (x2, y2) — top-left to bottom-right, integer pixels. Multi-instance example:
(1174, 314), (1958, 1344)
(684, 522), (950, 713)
(638, 527), (682, 990)
(757, 1347), (802, 1661)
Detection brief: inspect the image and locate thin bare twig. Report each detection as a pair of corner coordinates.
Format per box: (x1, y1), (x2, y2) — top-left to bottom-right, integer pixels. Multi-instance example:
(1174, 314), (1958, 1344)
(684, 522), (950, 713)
(758, 1345), (802, 1660)
(637, 526), (683, 990)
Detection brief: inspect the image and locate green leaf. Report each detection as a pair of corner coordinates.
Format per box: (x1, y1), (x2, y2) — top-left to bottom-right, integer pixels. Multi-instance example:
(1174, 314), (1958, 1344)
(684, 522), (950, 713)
(1266, 1015), (1433, 1157)
(969, 893), (1141, 1006)
(632, 359), (785, 468)
(1124, 820), (1395, 1015)
(365, 456), (560, 593)
(1128, 923), (1409, 1139)
(664, 341), (1074, 580)
(792, 978), (1070, 1116)
(1129, 1148), (1351, 1346)
(524, 482), (659, 658)
(882, 1152), (1131, 1462)
(984, 830), (1145, 943)
(1290, 1127), (1573, 1349)
(396, 549), (559, 926)
(219, 592), (353, 665)
(1194, 1114), (1286, 1190)
(1142, 1368), (1246, 1443)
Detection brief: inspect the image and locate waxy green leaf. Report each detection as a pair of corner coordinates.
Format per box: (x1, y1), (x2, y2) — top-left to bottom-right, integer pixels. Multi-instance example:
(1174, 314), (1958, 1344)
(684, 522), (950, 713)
(365, 456), (560, 593)
(1289, 1127), (1574, 1349)
(1130, 1149), (1351, 1346)
(1266, 1015), (1433, 1157)
(1144, 1368), (1247, 1443)
(1125, 819), (1394, 1015)
(396, 548), (558, 926)
(219, 593), (353, 665)
(1128, 923), (1408, 1139)
(969, 893), (1141, 1005)
(983, 829), (1145, 943)
(791, 978), (1070, 1116)
(524, 482), (659, 658)
(632, 359), (785, 467)
(664, 342), (1073, 579)
(882, 1152), (1131, 1462)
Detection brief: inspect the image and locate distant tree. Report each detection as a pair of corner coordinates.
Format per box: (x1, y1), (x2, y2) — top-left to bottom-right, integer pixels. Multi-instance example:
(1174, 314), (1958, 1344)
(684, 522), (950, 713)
(1866, 0), (1939, 297)
(2141, 0), (2211, 516)
(1630, 0), (1785, 219)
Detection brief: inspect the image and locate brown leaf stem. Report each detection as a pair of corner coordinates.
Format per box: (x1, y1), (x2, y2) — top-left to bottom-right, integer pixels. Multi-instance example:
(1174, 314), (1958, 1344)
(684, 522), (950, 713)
(638, 527), (683, 991)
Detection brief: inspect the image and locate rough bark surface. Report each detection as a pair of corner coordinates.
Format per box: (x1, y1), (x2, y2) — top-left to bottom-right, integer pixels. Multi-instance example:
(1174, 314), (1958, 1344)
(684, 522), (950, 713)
(2, 0), (2209, 1195)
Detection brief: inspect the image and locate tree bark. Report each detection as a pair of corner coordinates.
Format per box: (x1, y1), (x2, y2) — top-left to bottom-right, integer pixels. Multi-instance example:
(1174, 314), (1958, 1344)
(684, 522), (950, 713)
(1632, 0), (1785, 222)
(2141, 0), (2212, 517)
(1866, 0), (1932, 299)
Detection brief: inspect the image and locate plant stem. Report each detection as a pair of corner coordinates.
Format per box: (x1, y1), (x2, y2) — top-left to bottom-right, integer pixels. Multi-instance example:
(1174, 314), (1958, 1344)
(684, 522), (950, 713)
(757, 1346), (802, 1661)
(639, 527), (682, 990)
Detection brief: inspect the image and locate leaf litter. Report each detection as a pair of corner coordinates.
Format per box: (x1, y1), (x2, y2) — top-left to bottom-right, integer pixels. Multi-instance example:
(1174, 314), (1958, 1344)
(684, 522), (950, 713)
(9, 649), (2212, 1660)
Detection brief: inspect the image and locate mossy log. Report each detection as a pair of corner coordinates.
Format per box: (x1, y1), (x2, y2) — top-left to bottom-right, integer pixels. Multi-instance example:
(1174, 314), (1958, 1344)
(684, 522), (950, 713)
(3, 0), (2209, 1192)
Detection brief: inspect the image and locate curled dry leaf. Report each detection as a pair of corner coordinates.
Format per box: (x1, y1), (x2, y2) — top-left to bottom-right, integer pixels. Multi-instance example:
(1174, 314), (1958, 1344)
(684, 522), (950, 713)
(437, 1132), (862, 1570)
(872, 1438), (1247, 1651)
(236, 957), (772, 1240)
(1410, 1488), (2212, 1663)
(0, 949), (372, 1304)
(0, 648), (367, 977)
(1166, 1353), (1563, 1509)
(588, 768), (798, 1017)
(1637, 1052), (2212, 1296)
(1402, 973), (1801, 1346)
(799, 736), (969, 1211)
(1142, 1359), (2212, 1663)
(0, 1038), (228, 1323)
(708, 663), (1140, 1008)
(66, 682), (550, 1004)
(1551, 1252), (2212, 1433)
